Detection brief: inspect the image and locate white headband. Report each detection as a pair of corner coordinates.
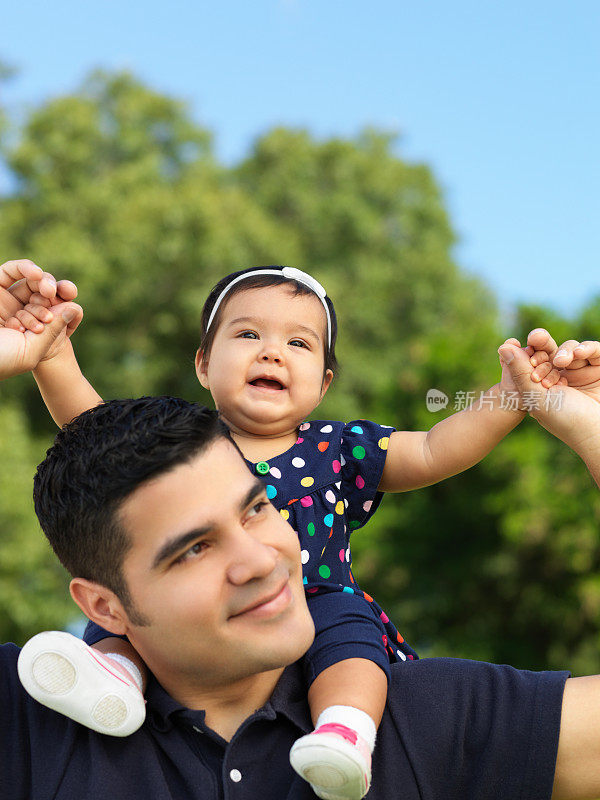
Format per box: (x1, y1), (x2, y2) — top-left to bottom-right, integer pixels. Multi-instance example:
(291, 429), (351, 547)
(205, 267), (332, 347)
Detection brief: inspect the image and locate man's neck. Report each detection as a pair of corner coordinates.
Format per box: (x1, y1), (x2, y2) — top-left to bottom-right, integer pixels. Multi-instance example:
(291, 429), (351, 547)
(160, 666), (285, 741)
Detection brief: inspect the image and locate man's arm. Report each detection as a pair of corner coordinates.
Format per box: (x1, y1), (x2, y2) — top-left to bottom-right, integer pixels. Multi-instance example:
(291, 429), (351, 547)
(499, 331), (600, 488)
(379, 338), (527, 492)
(1, 258), (102, 424)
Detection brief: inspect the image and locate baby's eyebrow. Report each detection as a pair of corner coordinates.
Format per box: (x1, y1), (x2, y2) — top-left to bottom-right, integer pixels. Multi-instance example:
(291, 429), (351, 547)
(227, 317), (321, 343)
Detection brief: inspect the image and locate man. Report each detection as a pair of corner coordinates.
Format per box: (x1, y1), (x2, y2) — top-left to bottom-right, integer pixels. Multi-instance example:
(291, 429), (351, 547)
(2, 260), (600, 799)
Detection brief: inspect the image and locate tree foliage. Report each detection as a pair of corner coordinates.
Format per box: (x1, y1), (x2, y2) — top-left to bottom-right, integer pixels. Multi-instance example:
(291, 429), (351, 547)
(1, 71), (599, 676)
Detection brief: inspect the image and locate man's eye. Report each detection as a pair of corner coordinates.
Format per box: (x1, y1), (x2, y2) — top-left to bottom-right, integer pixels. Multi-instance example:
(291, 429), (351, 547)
(174, 542), (206, 564)
(247, 500), (269, 519)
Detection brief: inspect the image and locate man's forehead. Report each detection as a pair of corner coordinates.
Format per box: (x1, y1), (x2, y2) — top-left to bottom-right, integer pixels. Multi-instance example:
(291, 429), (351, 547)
(120, 438), (255, 528)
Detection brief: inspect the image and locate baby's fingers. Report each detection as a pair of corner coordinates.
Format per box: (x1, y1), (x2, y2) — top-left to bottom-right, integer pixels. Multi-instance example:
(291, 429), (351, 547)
(530, 360), (563, 387)
(15, 304), (54, 333)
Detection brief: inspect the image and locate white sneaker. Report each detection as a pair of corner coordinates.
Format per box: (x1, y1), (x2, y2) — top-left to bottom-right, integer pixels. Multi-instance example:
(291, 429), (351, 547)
(17, 631), (146, 736)
(289, 723), (372, 800)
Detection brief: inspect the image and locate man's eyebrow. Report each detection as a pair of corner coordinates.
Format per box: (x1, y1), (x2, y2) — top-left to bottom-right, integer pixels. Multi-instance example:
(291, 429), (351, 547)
(150, 479), (267, 570)
(151, 526), (212, 571)
(227, 316), (321, 343)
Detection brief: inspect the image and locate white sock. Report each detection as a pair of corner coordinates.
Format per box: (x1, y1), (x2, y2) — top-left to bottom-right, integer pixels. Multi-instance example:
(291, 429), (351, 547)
(315, 705), (377, 752)
(104, 652), (144, 692)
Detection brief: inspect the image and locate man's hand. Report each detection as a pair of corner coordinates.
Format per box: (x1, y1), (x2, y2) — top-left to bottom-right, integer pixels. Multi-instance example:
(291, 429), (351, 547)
(0, 259), (83, 367)
(498, 329), (600, 456)
(0, 260), (82, 379)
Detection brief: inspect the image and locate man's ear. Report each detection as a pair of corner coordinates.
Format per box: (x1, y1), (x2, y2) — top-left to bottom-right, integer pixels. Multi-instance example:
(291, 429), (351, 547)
(69, 578), (129, 636)
(320, 369), (334, 400)
(195, 347), (210, 390)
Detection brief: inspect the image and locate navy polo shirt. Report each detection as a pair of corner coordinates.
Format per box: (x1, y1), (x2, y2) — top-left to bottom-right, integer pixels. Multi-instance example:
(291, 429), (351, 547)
(1, 643), (568, 799)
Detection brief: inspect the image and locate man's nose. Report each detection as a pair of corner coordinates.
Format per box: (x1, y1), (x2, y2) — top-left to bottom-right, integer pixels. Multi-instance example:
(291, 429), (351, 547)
(226, 529), (279, 585)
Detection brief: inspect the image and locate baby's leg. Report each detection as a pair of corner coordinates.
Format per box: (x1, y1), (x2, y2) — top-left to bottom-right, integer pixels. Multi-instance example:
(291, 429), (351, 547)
(17, 630), (146, 736)
(93, 636), (148, 692)
(307, 656), (386, 727)
(290, 591), (392, 800)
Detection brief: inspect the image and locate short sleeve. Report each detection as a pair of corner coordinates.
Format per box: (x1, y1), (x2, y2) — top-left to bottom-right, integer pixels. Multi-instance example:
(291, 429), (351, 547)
(340, 420), (395, 531)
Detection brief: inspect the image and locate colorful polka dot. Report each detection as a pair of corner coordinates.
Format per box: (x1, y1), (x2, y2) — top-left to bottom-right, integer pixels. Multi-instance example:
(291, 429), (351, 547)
(397, 650), (407, 661)
(380, 611), (389, 623)
(320, 424), (333, 433)
(292, 457), (305, 468)
(345, 548), (351, 562)
(339, 549), (345, 562)
(300, 496), (313, 507)
(266, 485), (277, 499)
(280, 509), (289, 521)
(318, 441), (329, 452)
(269, 467), (282, 479)
(325, 490), (336, 503)
(363, 500), (372, 512)
(378, 437), (389, 450)
(300, 476), (314, 488)
(307, 522), (315, 536)
(352, 445), (366, 460)
(350, 425), (364, 434)
(301, 550), (310, 564)
(397, 632), (404, 643)
(324, 513), (334, 527)
(307, 586), (318, 594)
(299, 423), (310, 431)
(355, 475), (365, 489)
(318, 565), (331, 579)
(363, 592), (373, 602)
(349, 520), (360, 530)
(303, 576), (308, 584)
(343, 586), (354, 594)
(382, 635), (388, 647)
(335, 500), (344, 515)
(296, 437), (304, 444)
(340, 454), (346, 466)
(332, 460), (341, 473)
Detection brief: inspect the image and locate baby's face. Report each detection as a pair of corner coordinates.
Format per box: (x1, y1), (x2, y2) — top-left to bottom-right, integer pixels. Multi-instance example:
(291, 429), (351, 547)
(196, 284), (332, 438)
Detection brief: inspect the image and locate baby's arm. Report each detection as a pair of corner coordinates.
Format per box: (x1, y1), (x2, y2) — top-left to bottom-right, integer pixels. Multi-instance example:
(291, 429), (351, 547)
(379, 337), (538, 492)
(32, 340), (103, 427)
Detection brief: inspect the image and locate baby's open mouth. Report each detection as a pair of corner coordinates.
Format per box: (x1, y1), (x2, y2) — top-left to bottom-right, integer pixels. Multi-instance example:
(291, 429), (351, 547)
(250, 378), (285, 390)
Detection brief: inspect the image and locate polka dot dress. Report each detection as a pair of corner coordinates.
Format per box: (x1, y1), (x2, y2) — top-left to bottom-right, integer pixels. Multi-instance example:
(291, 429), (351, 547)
(246, 420), (418, 678)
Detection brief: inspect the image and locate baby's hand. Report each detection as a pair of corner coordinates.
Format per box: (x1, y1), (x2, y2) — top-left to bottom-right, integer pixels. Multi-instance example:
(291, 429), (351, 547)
(2, 259), (82, 361)
(497, 337), (534, 400)
(527, 327), (600, 390)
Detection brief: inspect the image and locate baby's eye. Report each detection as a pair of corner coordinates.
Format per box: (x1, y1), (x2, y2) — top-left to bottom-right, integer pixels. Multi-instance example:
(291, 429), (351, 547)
(289, 339), (308, 348)
(239, 331), (258, 339)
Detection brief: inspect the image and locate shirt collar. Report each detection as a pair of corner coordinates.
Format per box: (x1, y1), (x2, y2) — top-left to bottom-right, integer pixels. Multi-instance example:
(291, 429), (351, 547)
(145, 661), (312, 736)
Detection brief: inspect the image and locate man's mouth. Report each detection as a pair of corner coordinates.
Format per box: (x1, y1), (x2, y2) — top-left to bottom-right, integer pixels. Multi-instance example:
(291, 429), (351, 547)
(249, 378), (285, 390)
(229, 580), (291, 619)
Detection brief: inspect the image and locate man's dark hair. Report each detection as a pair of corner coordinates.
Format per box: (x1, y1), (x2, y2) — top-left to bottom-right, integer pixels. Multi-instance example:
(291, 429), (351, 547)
(34, 397), (230, 621)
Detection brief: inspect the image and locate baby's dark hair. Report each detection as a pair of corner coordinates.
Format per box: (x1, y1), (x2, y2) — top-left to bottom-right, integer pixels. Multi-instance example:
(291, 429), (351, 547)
(199, 266), (339, 378)
(33, 396), (231, 621)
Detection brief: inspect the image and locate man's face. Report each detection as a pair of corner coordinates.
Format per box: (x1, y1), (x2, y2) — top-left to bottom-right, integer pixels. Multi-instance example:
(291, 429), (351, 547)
(116, 438), (314, 696)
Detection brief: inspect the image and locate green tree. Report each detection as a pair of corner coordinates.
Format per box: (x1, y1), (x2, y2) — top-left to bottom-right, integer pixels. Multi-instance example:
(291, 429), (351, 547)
(1, 69), (600, 680)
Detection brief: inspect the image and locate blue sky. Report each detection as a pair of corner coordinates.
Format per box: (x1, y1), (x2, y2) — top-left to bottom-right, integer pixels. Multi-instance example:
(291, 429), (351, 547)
(2, 0), (598, 318)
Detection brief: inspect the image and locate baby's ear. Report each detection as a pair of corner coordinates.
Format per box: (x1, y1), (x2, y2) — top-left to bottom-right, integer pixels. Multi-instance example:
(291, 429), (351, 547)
(320, 369), (334, 398)
(195, 348), (210, 390)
